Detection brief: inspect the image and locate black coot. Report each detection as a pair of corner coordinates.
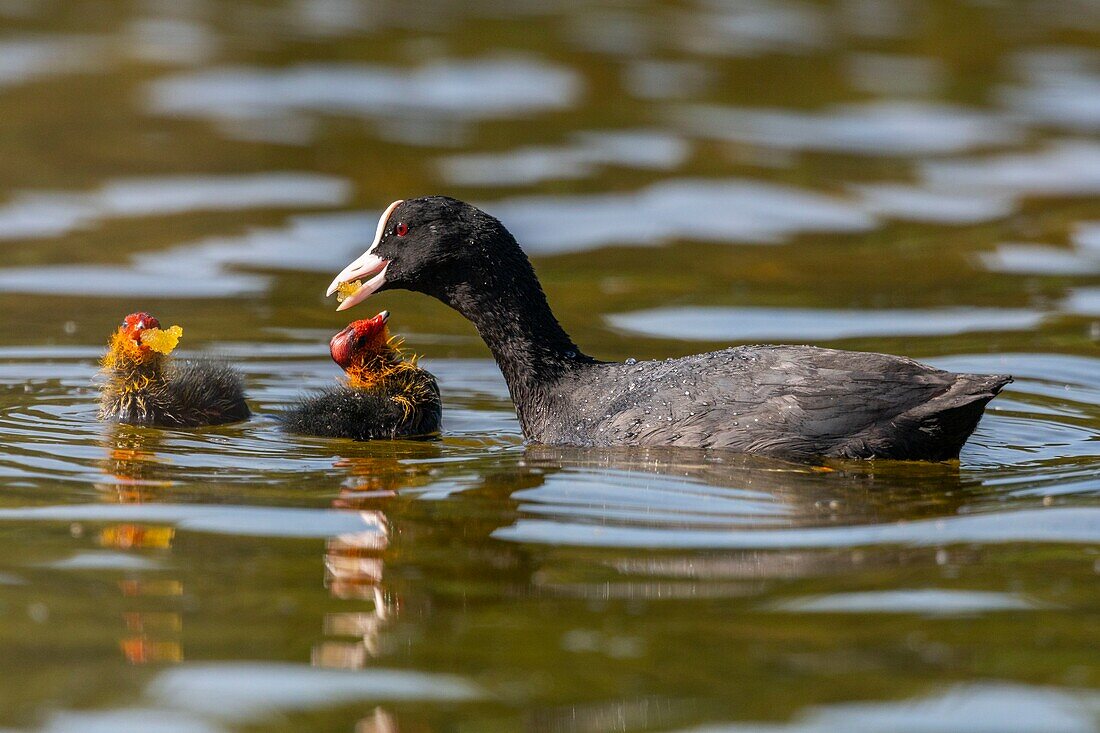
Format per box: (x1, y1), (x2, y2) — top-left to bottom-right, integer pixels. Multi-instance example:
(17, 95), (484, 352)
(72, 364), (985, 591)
(281, 311), (441, 441)
(325, 198), (1010, 461)
(99, 312), (250, 428)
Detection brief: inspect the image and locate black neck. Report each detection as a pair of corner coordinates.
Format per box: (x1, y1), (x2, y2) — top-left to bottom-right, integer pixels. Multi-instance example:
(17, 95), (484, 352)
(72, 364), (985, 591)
(431, 262), (593, 432)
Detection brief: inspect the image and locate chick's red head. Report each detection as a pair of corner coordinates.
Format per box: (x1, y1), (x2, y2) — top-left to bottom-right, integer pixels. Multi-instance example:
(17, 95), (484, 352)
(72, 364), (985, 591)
(121, 313), (161, 345)
(330, 311), (390, 369)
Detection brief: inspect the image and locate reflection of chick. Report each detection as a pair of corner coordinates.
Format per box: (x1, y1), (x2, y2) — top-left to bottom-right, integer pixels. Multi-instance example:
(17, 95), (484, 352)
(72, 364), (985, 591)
(96, 426), (173, 503)
(317, 471), (394, 669)
(281, 311), (441, 441)
(99, 312), (250, 427)
(93, 427), (183, 666)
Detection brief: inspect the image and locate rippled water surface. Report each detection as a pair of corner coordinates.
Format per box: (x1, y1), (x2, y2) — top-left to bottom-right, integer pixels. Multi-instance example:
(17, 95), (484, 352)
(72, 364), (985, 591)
(0, 1), (1098, 731)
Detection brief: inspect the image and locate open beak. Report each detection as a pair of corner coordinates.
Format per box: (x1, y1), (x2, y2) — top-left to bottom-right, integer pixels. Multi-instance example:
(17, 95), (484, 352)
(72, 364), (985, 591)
(326, 255), (389, 312)
(326, 199), (403, 312)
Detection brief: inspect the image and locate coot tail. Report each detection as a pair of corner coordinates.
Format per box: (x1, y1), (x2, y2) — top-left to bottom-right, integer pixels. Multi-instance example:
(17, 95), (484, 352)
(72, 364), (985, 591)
(833, 373), (1012, 460)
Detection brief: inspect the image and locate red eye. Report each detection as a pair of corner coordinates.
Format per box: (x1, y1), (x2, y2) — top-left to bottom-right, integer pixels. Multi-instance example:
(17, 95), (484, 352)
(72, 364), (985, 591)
(395, 222), (408, 237)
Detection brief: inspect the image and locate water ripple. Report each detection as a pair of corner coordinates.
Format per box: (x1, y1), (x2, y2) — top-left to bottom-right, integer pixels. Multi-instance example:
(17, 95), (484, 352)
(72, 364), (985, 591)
(495, 506), (1100, 548)
(607, 306), (1046, 340)
(0, 173), (350, 241)
(489, 178), (873, 253)
(146, 57), (581, 144)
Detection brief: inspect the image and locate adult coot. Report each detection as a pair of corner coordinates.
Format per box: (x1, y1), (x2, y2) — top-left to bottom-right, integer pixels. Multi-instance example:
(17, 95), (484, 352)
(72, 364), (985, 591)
(281, 311), (441, 440)
(99, 312), (250, 427)
(326, 197), (1010, 460)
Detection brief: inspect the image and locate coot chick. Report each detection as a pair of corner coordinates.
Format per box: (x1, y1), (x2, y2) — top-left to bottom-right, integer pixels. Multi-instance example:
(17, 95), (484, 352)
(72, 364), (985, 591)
(99, 312), (250, 427)
(281, 311), (441, 441)
(326, 197), (1011, 461)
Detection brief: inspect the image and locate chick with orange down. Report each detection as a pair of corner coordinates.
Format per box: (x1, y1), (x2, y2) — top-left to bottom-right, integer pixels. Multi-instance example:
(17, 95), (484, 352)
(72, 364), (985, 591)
(282, 311), (441, 441)
(99, 312), (250, 427)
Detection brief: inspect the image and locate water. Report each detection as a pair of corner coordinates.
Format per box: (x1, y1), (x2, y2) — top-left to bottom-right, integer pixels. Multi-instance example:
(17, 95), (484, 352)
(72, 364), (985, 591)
(0, 1), (1097, 731)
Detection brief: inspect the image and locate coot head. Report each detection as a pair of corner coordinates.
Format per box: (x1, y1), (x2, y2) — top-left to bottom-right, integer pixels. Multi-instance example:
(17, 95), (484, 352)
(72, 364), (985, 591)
(326, 196), (509, 311)
(121, 312), (161, 346)
(118, 311), (183, 354)
(330, 311), (391, 369)
(105, 312), (183, 369)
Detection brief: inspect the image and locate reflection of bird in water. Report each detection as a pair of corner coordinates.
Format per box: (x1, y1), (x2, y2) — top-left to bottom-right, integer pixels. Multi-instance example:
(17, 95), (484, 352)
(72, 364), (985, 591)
(513, 446), (981, 597)
(294, 446), (996, 732)
(355, 708), (399, 733)
(521, 445), (977, 523)
(315, 443), (981, 609)
(95, 426), (183, 665)
(314, 446), (486, 733)
(313, 449), (436, 671)
(317, 507), (390, 668)
(98, 312), (249, 427)
(96, 424), (174, 503)
(316, 440), (453, 673)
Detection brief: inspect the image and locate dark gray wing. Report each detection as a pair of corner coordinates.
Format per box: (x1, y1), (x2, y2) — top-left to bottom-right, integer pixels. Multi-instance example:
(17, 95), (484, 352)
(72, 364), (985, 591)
(564, 347), (1009, 459)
